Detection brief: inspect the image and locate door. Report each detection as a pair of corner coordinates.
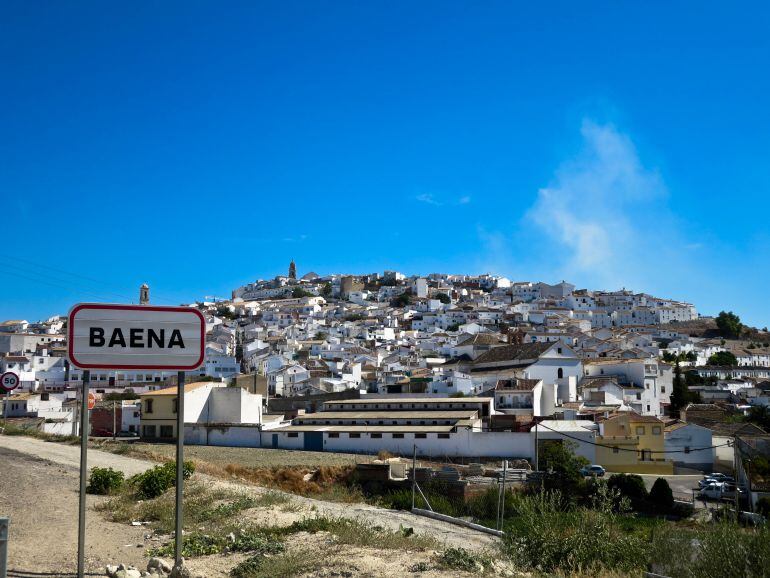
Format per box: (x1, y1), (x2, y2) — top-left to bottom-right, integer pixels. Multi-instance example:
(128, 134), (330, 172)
(272, 434), (278, 449)
(304, 431), (324, 452)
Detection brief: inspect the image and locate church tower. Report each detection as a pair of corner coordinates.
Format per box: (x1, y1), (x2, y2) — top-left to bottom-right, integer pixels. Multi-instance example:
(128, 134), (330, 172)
(139, 283), (150, 304)
(288, 259), (297, 280)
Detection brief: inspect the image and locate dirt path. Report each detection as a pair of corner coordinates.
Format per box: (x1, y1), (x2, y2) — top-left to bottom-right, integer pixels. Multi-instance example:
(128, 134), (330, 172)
(0, 436), (499, 560)
(0, 445), (151, 576)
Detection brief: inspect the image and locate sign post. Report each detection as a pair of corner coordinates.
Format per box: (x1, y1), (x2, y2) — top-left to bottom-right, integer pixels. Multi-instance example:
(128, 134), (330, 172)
(68, 304), (204, 577)
(76, 370), (90, 578)
(175, 371), (185, 569)
(1, 372), (20, 431)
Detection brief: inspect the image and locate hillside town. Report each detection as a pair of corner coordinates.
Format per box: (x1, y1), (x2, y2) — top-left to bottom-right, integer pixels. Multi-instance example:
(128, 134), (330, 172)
(2, 263), (769, 487)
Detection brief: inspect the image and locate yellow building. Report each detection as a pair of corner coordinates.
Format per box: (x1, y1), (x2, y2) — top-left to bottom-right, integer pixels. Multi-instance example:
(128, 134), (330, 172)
(139, 382), (211, 440)
(595, 412), (673, 474)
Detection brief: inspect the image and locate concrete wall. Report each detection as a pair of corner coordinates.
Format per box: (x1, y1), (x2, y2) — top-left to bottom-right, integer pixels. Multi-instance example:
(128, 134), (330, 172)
(261, 428), (534, 459)
(185, 424), (262, 447)
(208, 388), (262, 424)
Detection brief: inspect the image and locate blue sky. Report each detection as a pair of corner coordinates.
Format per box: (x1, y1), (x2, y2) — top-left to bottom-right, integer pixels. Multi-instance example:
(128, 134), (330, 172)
(1, 1), (769, 326)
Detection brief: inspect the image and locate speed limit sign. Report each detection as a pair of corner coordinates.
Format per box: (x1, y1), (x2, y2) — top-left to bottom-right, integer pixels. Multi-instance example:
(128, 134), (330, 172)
(0, 371), (19, 393)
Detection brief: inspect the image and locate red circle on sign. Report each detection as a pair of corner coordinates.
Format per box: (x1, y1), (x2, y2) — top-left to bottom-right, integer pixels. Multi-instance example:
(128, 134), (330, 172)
(1, 372), (20, 393)
(87, 392), (96, 411)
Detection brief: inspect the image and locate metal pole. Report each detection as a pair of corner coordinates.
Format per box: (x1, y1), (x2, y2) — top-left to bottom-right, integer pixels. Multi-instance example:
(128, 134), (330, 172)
(534, 420), (539, 471)
(77, 370), (90, 578)
(500, 459), (508, 529)
(0, 517), (8, 578)
(174, 371), (186, 570)
(113, 400), (117, 441)
(3, 391), (7, 431)
(411, 444), (417, 510)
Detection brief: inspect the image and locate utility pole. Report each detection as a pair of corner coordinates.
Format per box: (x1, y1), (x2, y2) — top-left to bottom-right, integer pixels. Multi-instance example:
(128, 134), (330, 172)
(534, 420), (539, 471)
(112, 400), (117, 441)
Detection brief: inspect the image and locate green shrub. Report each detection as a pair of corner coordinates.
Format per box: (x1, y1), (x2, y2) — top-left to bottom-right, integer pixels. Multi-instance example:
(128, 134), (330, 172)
(649, 478), (674, 514)
(132, 461), (195, 499)
(87, 467), (125, 495)
(607, 473), (649, 510)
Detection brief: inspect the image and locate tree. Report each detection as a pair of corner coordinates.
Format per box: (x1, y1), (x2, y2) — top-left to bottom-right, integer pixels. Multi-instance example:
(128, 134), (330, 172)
(649, 478), (674, 514)
(390, 293), (411, 308)
(708, 351), (738, 366)
(313, 331), (328, 341)
(434, 292), (451, 304)
(669, 362), (689, 414)
(320, 282), (332, 297)
(537, 440), (589, 496)
(291, 287), (313, 298)
(745, 405), (770, 431)
(446, 323), (460, 332)
(715, 311), (742, 339)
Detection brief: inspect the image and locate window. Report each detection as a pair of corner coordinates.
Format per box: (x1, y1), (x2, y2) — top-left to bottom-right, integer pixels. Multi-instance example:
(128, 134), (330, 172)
(652, 426), (661, 435)
(173, 399), (178, 414)
(684, 446), (691, 454)
(143, 425), (156, 438)
(557, 368), (564, 379)
(636, 426), (645, 435)
(557, 347), (562, 354)
(287, 432), (299, 438)
(661, 386), (666, 393)
(415, 433), (427, 439)
(437, 433), (450, 439)
(328, 433), (339, 438)
(646, 404), (651, 412)
(613, 446), (619, 454)
(145, 399), (154, 413)
(392, 433), (404, 439)
(349, 433), (361, 438)
(371, 433), (382, 439)
(160, 425), (173, 438)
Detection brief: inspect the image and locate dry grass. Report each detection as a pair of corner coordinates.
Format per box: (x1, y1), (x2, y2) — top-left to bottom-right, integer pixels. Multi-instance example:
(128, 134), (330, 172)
(98, 441), (369, 468)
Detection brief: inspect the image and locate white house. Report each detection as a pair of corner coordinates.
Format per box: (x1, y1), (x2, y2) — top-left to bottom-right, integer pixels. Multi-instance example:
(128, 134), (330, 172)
(664, 421), (714, 471)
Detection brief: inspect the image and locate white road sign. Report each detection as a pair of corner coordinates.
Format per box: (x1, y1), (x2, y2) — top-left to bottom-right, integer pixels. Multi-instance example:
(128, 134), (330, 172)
(0, 371), (19, 392)
(68, 304), (205, 370)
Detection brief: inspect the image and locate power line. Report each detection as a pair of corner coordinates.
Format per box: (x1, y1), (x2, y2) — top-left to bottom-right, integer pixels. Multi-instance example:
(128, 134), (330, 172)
(535, 420), (731, 455)
(0, 255), (180, 306)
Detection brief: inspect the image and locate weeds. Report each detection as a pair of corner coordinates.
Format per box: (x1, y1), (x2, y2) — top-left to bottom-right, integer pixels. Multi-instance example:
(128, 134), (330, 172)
(274, 514), (438, 550)
(230, 549), (318, 578)
(436, 547), (490, 573)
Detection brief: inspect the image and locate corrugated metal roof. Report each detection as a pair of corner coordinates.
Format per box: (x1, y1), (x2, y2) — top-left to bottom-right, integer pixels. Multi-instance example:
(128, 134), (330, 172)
(273, 424), (456, 433)
(294, 410), (479, 420)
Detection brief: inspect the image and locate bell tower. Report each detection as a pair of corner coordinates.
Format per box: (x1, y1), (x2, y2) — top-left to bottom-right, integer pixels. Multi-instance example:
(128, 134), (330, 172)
(288, 260), (297, 280)
(139, 283), (150, 304)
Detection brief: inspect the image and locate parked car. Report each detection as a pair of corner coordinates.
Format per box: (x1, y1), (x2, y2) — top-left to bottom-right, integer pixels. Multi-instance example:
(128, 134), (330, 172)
(116, 430), (140, 439)
(698, 482), (745, 501)
(580, 465), (606, 477)
(699, 474), (735, 489)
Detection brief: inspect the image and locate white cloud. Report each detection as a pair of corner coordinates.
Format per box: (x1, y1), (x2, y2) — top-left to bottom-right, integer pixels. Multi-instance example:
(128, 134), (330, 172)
(415, 193), (471, 206)
(526, 120), (684, 290)
(416, 193), (442, 206)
